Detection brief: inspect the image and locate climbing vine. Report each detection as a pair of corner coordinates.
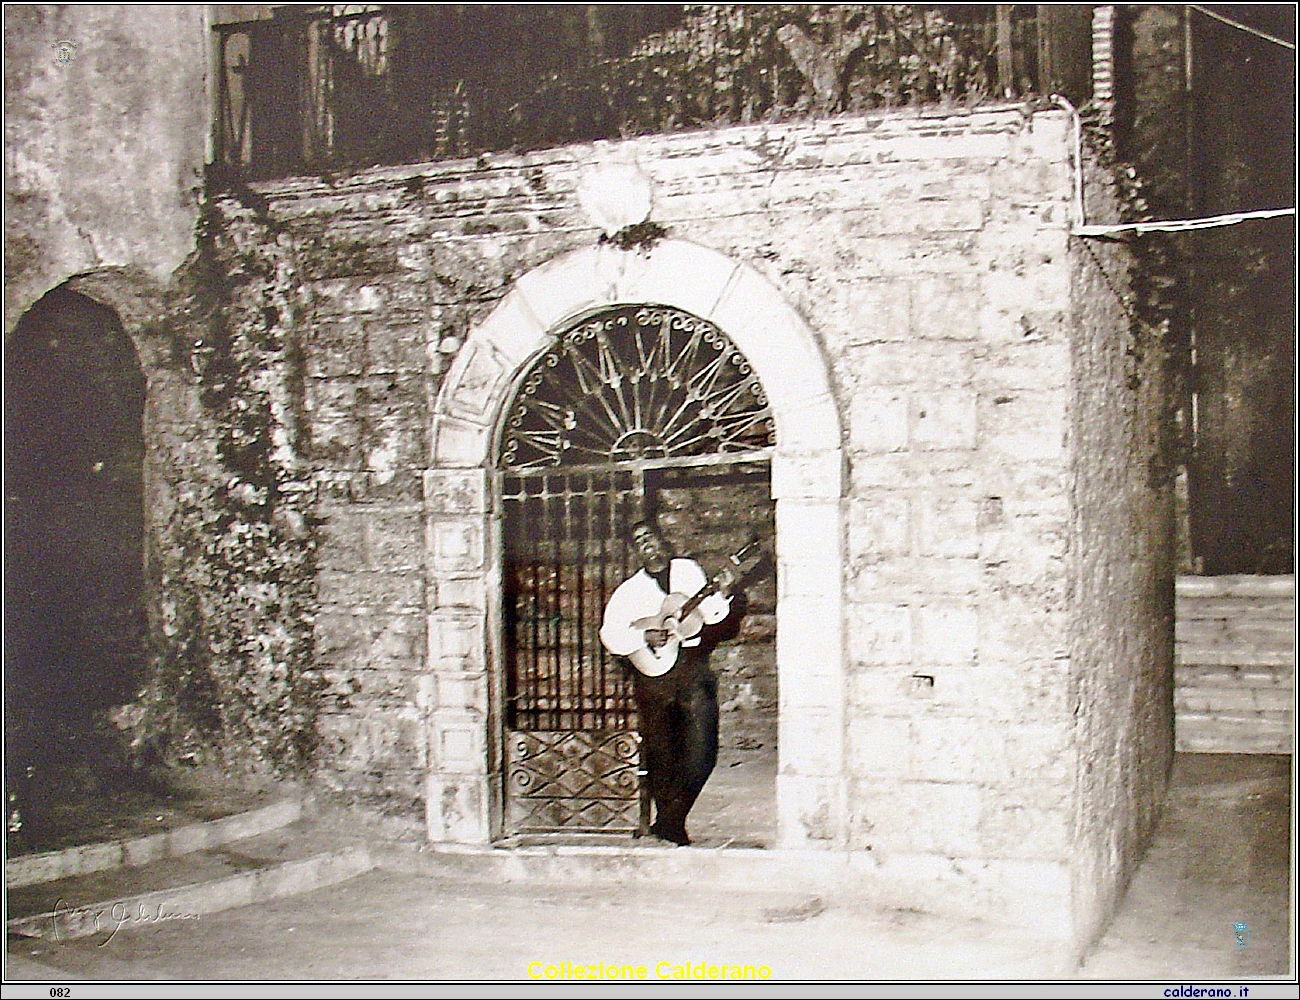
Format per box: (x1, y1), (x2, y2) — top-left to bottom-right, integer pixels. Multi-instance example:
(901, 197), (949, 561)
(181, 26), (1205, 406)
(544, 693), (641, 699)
(136, 193), (323, 776)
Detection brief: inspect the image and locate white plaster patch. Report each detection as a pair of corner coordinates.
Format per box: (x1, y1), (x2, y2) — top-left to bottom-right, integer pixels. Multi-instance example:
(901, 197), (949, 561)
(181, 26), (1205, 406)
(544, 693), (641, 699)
(576, 158), (654, 236)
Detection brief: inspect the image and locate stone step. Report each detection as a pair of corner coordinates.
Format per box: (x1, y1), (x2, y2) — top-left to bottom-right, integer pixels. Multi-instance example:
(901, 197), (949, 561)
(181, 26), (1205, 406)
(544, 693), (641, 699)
(7, 822), (373, 941)
(6, 796), (304, 889)
(372, 841), (1071, 937)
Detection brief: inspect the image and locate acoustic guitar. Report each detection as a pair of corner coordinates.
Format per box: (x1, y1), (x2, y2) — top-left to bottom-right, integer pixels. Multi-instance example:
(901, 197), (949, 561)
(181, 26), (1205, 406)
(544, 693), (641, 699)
(624, 538), (765, 677)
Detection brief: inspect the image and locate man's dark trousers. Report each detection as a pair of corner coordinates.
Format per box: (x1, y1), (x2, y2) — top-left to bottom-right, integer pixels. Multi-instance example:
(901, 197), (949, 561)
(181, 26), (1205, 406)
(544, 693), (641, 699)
(633, 645), (718, 845)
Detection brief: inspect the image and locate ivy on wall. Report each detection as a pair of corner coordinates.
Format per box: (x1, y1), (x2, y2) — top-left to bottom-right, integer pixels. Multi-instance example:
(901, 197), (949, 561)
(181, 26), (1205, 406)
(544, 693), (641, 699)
(136, 193), (323, 776)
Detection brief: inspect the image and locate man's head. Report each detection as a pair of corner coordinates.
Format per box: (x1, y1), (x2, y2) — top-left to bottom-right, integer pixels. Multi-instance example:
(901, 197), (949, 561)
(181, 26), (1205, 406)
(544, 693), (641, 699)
(629, 519), (671, 574)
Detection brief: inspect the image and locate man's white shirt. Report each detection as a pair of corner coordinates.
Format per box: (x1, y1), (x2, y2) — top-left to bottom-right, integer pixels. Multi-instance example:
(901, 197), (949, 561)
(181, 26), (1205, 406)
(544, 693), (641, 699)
(600, 558), (731, 657)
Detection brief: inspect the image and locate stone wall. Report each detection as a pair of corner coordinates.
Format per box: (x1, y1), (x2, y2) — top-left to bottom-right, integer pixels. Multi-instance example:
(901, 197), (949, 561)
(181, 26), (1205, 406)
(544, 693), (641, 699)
(243, 106), (1169, 946)
(1065, 161), (1176, 954)
(3, 4), (208, 333)
(1175, 575), (1295, 754)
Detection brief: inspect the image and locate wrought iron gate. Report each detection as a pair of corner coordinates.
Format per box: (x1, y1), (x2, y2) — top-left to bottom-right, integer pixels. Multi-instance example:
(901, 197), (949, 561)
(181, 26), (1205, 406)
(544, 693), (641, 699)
(497, 304), (774, 836)
(501, 468), (644, 834)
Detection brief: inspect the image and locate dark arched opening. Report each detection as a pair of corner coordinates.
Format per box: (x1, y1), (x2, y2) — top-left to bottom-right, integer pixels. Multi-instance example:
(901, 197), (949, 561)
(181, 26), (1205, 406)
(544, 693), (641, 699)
(5, 287), (146, 846)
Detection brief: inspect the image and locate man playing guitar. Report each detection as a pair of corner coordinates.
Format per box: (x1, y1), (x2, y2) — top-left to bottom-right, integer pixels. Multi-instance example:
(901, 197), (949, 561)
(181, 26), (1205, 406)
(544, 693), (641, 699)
(599, 519), (738, 846)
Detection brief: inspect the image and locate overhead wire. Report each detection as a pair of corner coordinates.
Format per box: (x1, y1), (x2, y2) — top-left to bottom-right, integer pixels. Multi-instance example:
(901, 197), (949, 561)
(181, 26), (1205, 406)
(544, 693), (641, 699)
(1073, 207), (1296, 238)
(1186, 5), (1296, 51)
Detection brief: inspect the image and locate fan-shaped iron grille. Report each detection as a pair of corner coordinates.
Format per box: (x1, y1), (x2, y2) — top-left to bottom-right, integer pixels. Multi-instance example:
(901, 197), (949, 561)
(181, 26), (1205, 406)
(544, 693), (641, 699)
(500, 305), (774, 470)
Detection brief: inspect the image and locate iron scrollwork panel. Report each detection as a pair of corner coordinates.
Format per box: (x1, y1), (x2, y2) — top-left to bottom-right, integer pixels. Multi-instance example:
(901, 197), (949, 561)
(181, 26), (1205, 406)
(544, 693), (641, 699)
(506, 730), (642, 833)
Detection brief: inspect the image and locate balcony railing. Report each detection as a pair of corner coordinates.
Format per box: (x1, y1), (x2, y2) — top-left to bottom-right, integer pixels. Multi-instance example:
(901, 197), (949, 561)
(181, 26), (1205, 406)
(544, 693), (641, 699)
(213, 5), (1092, 182)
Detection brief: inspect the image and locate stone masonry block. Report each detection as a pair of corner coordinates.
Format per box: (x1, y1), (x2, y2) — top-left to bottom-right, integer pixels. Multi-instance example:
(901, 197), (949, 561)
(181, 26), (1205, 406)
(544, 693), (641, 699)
(776, 774), (847, 849)
(433, 672), (488, 714)
(983, 515), (1068, 589)
(977, 302), (1023, 343)
(317, 570), (423, 611)
(514, 248), (610, 333)
(872, 129), (1013, 163)
(977, 600), (1071, 663)
(852, 449), (977, 494)
(774, 394), (843, 455)
(909, 716), (1008, 785)
(431, 414), (489, 468)
(927, 660), (1069, 723)
(848, 495), (911, 563)
(621, 239), (741, 322)
(472, 289), (547, 368)
(314, 611), (424, 667)
(981, 392), (1067, 463)
(780, 667), (841, 710)
(843, 779), (908, 851)
(442, 341), (510, 423)
(770, 450), (844, 501)
(845, 341), (975, 389)
(308, 380), (363, 468)
(777, 555), (842, 610)
(426, 773), (489, 843)
(911, 391), (978, 451)
(901, 781), (982, 856)
(433, 711), (487, 772)
(982, 270), (1041, 316)
(316, 510), (368, 570)
(847, 716), (911, 778)
(775, 501), (842, 578)
(780, 708), (844, 776)
(775, 602), (842, 682)
(710, 265), (832, 415)
(874, 199), (985, 234)
(852, 556), (981, 600)
(367, 320), (427, 374)
(847, 663), (916, 713)
(915, 604), (978, 665)
(428, 613), (485, 672)
(308, 320), (366, 377)
(361, 377), (428, 473)
(979, 341), (1071, 392)
(428, 517), (486, 574)
(911, 274), (981, 339)
(980, 803), (1070, 860)
(1002, 723), (1073, 795)
(844, 280), (911, 344)
(424, 468), (489, 515)
(849, 391), (908, 454)
(848, 602), (912, 665)
(853, 780), (983, 856)
(369, 509), (425, 572)
(916, 493), (979, 559)
(339, 668), (425, 709)
(435, 575), (488, 612)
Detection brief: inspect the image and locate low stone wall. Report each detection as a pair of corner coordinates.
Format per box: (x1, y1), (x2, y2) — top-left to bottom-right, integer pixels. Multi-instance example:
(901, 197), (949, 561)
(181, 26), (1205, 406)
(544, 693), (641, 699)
(1175, 575), (1295, 754)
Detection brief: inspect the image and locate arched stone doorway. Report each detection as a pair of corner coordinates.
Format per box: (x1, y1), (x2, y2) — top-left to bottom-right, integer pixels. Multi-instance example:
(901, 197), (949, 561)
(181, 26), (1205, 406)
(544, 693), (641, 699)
(427, 240), (847, 849)
(5, 286), (146, 840)
(495, 303), (777, 841)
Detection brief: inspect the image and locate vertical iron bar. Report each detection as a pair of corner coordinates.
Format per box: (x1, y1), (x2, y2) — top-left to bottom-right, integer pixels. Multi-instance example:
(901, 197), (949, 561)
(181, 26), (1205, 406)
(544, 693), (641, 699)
(529, 481), (541, 729)
(547, 475), (562, 730)
(562, 475), (576, 730)
(216, 31), (229, 167)
(996, 5), (1014, 97)
(574, 474), (588, 729)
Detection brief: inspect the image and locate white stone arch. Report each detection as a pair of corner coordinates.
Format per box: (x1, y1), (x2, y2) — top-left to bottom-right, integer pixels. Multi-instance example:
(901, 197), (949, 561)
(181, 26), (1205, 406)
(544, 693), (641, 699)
(426, 239), (847, 849)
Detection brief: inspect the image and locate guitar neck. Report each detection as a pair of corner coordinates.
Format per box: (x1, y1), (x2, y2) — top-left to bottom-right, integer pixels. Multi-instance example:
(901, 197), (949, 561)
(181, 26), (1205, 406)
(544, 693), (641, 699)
(677, 580), (719, 621)
(675, 540), (758, 619)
